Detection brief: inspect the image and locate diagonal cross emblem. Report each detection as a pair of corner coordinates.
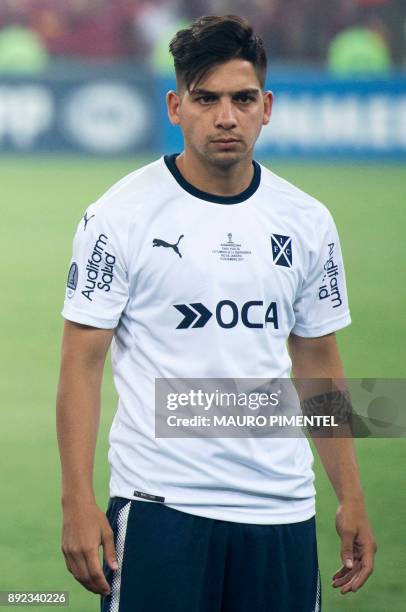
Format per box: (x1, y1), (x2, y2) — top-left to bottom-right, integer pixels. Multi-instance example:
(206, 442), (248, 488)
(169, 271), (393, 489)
(271, 234), (293, 268)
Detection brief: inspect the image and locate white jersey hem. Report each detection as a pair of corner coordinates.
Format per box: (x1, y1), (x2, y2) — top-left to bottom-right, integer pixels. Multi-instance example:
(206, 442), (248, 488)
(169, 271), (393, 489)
(61, 307), (118, 329)
(109, 489), (316, 525)
(291, 312), (351, 338)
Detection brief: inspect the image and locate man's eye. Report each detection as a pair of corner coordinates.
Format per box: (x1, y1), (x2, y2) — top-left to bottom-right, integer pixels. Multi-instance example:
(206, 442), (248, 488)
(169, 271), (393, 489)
(198, 96), (216, 104)
(235, 95), (255, 104)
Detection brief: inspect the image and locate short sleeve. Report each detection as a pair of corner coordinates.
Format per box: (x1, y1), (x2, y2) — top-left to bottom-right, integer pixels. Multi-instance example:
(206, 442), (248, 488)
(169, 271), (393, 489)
(61, 204), (129, 329)
(291, 210), (351, 337)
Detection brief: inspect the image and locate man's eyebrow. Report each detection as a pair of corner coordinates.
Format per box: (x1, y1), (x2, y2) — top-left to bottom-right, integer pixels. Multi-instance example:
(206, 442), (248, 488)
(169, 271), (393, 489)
(233, 88), (261, 96)
(191, 88), (261, 97)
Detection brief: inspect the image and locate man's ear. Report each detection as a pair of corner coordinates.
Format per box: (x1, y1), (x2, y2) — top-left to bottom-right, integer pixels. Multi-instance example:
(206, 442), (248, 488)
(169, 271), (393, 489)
(262, 91), (274, 126)
(167, 90), (182, 126)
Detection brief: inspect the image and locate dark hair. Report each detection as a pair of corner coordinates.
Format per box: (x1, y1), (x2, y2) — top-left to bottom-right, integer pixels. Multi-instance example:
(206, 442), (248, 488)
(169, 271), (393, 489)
(169, 15), (267, 92)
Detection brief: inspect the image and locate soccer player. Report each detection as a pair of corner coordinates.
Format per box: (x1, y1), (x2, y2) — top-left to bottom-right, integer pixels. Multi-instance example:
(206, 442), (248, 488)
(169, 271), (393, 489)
(56, 15), (377, 612)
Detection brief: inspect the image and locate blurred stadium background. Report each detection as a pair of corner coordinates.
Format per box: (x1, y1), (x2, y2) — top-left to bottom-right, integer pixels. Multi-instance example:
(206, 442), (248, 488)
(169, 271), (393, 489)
(1, 1), (405, 611)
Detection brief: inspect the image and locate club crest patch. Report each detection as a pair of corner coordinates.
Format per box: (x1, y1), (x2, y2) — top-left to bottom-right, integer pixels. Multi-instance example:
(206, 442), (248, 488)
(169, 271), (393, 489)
(271, 234), (293, 268)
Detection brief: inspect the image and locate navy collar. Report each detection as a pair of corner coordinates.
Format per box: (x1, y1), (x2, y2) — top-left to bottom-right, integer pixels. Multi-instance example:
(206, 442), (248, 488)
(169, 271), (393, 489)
(164, 153), (261, 205)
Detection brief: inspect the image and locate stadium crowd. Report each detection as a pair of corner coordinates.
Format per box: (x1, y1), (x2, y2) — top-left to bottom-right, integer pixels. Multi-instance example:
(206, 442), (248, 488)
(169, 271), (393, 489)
(0, 0), (404, 67)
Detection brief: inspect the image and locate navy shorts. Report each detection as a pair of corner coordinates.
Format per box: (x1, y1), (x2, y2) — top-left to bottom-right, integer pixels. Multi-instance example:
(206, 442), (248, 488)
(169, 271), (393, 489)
(101, 497), (321, 612)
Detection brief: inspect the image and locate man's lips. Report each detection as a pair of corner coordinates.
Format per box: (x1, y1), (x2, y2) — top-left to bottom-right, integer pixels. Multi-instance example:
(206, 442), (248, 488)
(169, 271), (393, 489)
(211, 138), (241, 144)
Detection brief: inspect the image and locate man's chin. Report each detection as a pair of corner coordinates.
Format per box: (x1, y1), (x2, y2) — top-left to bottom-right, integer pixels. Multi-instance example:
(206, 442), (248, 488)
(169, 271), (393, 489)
(206, 150), (246, 168)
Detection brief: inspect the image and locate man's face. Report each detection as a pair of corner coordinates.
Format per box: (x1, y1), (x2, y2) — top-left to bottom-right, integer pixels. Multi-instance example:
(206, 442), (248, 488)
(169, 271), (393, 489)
(167, 59), (273, 168)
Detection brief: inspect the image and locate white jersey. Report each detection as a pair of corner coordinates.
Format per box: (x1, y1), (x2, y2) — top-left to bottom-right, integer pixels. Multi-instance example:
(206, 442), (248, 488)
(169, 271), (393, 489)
(62, 154), (351, 524)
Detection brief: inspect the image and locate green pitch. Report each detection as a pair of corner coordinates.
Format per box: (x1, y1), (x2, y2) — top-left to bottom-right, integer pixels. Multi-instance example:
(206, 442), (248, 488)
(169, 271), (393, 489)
(0, 156), (405, 611)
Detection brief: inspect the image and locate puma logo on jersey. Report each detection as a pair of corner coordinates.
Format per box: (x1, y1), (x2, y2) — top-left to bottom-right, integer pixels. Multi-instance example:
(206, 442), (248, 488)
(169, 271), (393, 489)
(152, 234), (184, 258)
(83, 212), (95, 231)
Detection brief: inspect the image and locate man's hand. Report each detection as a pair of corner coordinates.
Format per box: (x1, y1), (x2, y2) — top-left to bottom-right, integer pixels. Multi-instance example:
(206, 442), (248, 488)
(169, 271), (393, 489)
(61, 500), (118, 596)
(333, 501), (377, 594)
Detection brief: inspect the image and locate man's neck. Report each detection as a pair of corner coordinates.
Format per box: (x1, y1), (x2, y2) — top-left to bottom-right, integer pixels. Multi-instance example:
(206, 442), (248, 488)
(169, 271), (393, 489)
(175, 150), (254, 197)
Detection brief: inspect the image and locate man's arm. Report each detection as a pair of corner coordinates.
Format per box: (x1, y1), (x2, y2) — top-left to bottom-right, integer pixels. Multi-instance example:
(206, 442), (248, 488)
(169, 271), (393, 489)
(288, 332), (377, 594)
(56, 320), (117, 597)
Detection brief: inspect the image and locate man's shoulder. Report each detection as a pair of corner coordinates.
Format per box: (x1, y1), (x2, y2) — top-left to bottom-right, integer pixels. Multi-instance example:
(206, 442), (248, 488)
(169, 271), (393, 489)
(259, 163), (332, 224)
(90, 157), (168, 219)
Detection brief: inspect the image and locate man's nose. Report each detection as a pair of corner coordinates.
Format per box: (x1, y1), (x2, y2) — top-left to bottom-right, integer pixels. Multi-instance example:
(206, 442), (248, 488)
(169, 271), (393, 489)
(215, 100), (237, 129)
